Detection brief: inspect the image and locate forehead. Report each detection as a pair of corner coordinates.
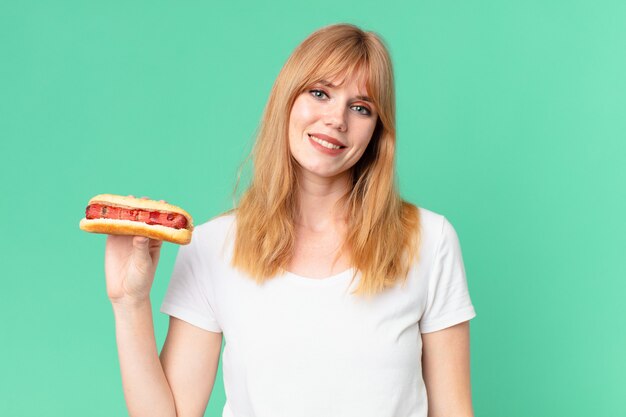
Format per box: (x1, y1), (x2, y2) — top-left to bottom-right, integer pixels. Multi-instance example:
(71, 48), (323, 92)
(313, 67), (371, 96)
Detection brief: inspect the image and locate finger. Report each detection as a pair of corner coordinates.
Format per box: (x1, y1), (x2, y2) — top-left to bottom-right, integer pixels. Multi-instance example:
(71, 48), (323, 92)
(148, 238), (163, 261)
(133, 236), (150, 247)
(131, 236), (152, 260)
(148, 238), (163, 248)
(149, 245), (162, 264)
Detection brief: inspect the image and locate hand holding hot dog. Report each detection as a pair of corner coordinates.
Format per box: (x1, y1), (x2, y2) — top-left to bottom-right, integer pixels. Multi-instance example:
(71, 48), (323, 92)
(105, 234), (163, 304)
(80, 194), (194, 304)
(103, 196), (168, 304)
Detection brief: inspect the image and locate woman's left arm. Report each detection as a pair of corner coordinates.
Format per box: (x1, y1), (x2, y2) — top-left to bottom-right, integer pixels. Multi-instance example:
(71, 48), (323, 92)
(422, 321), (474, 417)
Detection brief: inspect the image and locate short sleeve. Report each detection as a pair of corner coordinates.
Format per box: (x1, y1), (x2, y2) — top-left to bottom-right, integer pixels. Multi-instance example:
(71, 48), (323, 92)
(160, 237), (222, 333)
(419, 217), (476, 334)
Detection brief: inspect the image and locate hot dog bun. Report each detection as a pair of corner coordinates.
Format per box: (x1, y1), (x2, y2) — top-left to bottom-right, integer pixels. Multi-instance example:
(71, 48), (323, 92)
(79, 194), (194, 245)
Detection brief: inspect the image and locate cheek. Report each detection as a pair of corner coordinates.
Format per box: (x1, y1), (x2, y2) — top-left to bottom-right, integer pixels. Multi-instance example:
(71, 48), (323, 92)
(355, 121), (377, 148)
(288, 102), (309, 153)
(289, 98), (316, 129)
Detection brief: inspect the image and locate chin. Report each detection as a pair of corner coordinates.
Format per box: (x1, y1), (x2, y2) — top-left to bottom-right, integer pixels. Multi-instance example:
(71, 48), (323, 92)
(300, 167), (349, 180)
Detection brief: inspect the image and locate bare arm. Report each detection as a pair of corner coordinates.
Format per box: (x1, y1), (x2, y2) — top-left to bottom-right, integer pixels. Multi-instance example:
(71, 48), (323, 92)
(106, 232), (222, 416)
(113, 300), (176, 416)
(160, 318), (223, 416)
(113, 304), (223, 417)
(422, 321), (474, 417)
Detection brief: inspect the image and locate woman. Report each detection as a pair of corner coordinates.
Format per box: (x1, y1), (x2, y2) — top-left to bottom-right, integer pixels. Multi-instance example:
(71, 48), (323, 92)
(105, 24), (476, 417)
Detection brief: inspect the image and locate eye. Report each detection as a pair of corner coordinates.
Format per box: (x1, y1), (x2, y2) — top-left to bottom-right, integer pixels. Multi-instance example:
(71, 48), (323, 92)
(351, 104), (371, 116)
(309, 89), (328, 100)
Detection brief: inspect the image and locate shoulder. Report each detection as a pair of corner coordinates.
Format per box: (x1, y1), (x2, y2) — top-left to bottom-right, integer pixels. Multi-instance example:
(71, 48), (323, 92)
(416, 206), (449, 239)
(194, 211), (236, 234)
(187, 211), (237, 253)
(414, 206), (462, 261)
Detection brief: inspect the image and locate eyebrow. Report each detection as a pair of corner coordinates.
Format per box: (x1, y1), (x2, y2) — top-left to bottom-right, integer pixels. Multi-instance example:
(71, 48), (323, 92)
(318, 79), (373, 103)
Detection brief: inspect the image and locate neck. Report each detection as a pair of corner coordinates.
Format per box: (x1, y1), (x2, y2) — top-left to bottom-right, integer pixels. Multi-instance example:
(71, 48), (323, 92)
(294, 169), (351, 232)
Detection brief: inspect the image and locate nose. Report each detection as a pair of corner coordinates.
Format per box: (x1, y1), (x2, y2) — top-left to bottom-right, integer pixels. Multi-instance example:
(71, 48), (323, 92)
(323, 103), (347, 132)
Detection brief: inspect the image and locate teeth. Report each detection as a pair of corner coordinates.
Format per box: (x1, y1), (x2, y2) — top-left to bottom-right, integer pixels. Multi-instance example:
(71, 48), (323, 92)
(309, 135), (342, 150)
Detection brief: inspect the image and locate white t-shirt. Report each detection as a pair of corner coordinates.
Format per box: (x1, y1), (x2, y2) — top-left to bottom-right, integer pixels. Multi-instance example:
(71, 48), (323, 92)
(161, 207), (476, 417)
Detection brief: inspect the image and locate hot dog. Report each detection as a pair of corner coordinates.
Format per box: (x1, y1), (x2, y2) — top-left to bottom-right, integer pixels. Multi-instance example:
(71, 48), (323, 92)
(79, 194), (194, 244)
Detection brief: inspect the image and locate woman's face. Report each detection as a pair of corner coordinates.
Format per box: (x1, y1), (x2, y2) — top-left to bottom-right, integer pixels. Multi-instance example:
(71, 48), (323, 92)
(288, 76), (378, 181)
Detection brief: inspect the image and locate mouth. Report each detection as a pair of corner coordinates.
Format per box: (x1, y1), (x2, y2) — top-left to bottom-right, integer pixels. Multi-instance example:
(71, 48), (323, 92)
(307, 134), (347, 150)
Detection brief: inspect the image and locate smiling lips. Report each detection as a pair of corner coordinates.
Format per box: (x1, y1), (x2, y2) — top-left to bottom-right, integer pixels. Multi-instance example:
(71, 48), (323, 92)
(307, 133), (346, 154)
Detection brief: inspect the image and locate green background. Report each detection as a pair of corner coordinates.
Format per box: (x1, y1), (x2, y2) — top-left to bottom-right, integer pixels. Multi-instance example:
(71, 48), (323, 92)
(1, 1), (625, 416)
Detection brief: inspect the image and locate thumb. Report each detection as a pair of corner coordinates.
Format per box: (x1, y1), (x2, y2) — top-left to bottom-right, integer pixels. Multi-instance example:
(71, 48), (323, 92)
(130, 236), (154, 274)
(132, 236), (151, 255)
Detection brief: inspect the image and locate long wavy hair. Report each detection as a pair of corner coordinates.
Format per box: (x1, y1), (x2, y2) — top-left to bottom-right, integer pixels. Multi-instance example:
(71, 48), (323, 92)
(231, 23), (420, 297)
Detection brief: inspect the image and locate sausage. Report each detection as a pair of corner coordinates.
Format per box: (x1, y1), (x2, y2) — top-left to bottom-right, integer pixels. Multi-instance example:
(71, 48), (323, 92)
(85, 204), (188, 229)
